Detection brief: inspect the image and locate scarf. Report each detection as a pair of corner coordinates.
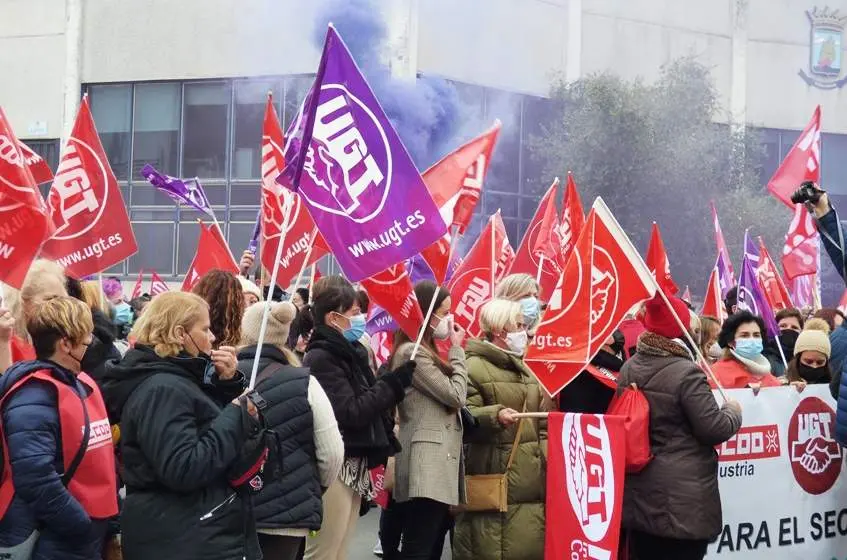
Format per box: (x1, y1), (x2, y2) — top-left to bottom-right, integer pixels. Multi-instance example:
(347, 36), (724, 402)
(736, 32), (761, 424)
(636, 331), (694, 360)
(729, 350), (772, 376)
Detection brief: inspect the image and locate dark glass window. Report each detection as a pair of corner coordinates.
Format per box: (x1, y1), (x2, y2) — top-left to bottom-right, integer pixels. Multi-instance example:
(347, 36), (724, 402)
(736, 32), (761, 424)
(127, 220), (175, 274)
(133, 83), (181, 180)
(87, 85), (132, 180)
(183, 83), (230, 179)
(233, 80), (282, 179)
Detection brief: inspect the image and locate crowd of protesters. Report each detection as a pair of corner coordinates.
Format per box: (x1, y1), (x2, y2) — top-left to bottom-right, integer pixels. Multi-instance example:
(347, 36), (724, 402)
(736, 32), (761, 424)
(2, 186), (847, 560)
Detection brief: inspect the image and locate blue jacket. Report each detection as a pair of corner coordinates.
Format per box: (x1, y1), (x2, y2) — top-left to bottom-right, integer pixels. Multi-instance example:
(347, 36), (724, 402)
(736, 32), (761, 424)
(0, 360), (108, 560)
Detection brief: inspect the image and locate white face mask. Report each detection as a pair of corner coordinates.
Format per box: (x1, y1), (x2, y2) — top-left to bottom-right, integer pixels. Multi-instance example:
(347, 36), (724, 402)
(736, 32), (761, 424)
(506, 330), (529, 355)
(433, 313), (452, 340)
(708, 342), (723, 359)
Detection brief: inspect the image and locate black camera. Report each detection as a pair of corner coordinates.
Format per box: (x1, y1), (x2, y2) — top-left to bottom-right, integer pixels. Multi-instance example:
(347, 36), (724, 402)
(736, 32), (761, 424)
(790, 181), (825, 205)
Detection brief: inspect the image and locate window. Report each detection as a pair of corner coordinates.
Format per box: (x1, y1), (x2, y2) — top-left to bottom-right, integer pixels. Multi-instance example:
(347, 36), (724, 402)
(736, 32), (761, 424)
(88, 85), (132, 180)
(23, 139), (60, 198)
(183, 83), (230, 179)
(233, 80), (282, 179)
(127, 217), (176, 274)
(176, 218), (203, 274)
(231, 182), (261, 206)
(133, 83), (181, 180)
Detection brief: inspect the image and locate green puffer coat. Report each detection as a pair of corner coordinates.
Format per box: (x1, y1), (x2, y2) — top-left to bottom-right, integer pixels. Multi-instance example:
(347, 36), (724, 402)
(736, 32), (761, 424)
(453, 339), (548, 560)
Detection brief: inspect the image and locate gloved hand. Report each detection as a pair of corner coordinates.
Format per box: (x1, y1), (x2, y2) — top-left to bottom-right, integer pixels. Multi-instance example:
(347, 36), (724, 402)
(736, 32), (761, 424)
(385, 360), (416, 389)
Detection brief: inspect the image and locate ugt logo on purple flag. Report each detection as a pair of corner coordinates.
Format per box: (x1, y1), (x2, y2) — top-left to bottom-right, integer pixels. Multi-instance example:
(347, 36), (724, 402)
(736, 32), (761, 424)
(277, 25), (447, 282)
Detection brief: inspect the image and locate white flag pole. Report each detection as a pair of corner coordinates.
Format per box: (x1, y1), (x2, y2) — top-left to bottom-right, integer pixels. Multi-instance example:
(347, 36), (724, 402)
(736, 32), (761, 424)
(535, 254), (545, 286)
(97, 272), (106, 313)
(290, 228), (318, 296)
(411, 224), (459, 360)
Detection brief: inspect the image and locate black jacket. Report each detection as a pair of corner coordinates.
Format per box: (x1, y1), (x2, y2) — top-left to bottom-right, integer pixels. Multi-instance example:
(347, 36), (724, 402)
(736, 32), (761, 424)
(101, 346), (260, 560)
(303, 325), (402, 466)
(82, 309), (122, 389)
(559, 350), (622, 414)
(237, 345), (323, 532)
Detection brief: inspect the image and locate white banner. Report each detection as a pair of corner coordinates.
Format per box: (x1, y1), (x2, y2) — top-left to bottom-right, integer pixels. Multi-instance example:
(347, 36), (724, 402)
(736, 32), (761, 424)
(706, 385), (847, 559)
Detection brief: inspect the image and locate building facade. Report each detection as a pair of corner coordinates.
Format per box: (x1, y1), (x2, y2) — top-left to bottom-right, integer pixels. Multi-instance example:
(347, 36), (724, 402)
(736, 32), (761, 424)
(3, 0), (847, 278)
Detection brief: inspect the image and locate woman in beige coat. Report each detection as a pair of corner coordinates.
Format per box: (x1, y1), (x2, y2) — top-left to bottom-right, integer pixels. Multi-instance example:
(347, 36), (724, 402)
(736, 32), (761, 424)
(389, 281), (468, 560)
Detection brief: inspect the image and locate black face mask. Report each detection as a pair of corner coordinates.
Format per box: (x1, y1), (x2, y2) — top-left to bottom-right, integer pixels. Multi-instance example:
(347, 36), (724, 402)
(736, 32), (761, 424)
(778, 329), (800, 352)
(798, 362), (829, 383)
(609, 330), (625, 357)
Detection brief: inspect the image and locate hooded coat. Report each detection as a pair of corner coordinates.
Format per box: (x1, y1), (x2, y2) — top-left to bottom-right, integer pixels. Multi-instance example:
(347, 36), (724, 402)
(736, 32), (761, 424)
(453, 339), (548, 560)
(101, 345), (260, 560)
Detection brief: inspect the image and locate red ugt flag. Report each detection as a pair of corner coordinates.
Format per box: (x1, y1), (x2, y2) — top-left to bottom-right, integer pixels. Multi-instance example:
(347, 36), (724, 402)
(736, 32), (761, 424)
(448, 212), (515, 338)
(768, 106), (821, 208)
(782, 204), (819, 281)
(149, 271), (169, 297)
(360, 262), (424, 340)
(0, 107), (51, 288)
(533, 177), (563, 271)
(130, 269), (144, 299)
(181, 222), (240, 291)
(546, 412), (626, 560)
(701, 265), (727, 322)
(758, 238), (792, 312)
(525, 198), (656, 396)
(260, 95), (326, 289)
(17, 141), (54, 185)
(645, 222), (679, 295)
(510, 179), (560, 300)
(558, 173), (585, 271)
(41, 97), (137, 278)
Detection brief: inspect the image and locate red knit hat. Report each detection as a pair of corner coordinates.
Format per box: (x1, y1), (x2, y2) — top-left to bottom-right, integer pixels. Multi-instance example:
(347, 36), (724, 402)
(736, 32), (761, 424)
(643, 291), (690, 339)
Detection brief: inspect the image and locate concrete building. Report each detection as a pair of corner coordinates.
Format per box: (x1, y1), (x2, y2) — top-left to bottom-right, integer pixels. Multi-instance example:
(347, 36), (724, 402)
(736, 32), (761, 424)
(2, 0), (846, 279)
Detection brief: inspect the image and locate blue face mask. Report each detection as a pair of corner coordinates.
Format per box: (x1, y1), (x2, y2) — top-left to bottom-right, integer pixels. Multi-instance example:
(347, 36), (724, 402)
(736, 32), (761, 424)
(734, 338), (763, 360)
(114, 301), (133, 325)
(520, 297), (540, 323)
(342, 313), (367, 343)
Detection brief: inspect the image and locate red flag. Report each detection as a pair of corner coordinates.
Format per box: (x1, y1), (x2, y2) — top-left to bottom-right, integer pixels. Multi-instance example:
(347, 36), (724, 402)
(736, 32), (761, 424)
(525, 198), (656, 396)
(360, 262), (424, 340)
(260, 95), (326, 289)
(312, 265), (322, 282)
(838, 289), (847, 315)
(17, 141), (54, 185)
(181, 222), (240, 292)
(510, 180), (560, 299)
(448, 212), (515, 337)
(710, 201), (735, 285)
(782, 204), (819, 281)
(370, 330), (393, 368)
(41, 98), (137, 278)
(532, 177), (562, 269)
(768, 106), (821, 208)
(149, 271), (169, 296)
(130, 269), (144, 299)
(557, 173), (585, 270)
(545, 412), (626, 560)
(701, 265), (727, 322)
(0, 107), (51, 288)
(645, 222), (679, 296)
(758, 237), (792, 311)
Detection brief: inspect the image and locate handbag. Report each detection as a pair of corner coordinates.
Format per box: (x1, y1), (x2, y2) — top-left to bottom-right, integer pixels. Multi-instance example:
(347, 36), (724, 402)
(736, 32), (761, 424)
(464, 400), (527, 513)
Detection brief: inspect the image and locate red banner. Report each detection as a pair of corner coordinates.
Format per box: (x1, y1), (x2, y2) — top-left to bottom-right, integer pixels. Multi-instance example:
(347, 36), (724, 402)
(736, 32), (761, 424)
(41, 98), (137, 278)
(181, 222), (240, 291)
(448, 212), (514, 338)
(260, 95), (326, 288)
(533, 177), (563, 269)
(701, 265), (727, 322)
(130, 269), (144, 299)
(150, 271), (169, 296)
(0, 107), (51, 288)
(510, 180), (560, 299)
(558, 173), (585, 271)
(782, 204), (819, 281)
(767, 106), (820, 208)
(360, 262), (423, 340)
(17, 141), (54, 185)
(525, 199), (655, 396)
(546, 412), (626, 560)
(645, 222), (679, 296)
(758, 237), (792, 311)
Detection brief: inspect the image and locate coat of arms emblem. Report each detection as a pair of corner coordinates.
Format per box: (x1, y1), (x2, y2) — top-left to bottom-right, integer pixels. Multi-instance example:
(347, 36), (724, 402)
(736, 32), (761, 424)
(800, 6), (847, 89)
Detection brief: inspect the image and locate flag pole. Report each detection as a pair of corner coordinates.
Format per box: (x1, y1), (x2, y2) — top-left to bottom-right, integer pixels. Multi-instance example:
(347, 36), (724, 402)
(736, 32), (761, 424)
(97, 272), (106, 314)
(412, 224), (459, 360)
(247, 216), (294, 390)
(535, 254), (545, 285)
(290, 227), (318, 296)
(309, 263), (317, 288)
(491, 211), (498, 292)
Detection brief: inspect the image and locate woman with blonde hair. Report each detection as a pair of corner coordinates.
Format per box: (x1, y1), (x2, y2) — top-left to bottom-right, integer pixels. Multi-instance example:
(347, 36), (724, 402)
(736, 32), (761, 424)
(102, 292), (260, 560)
(494, 273), (541, 333)
(454, 298), (549, 560)
(699, 316), (722, 363)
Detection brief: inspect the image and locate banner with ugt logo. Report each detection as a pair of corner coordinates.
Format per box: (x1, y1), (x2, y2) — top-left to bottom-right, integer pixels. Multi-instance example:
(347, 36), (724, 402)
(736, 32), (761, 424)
(277, 25), (447, 282)
(41, 98), (137, 278)
(525, 198), (656, 397)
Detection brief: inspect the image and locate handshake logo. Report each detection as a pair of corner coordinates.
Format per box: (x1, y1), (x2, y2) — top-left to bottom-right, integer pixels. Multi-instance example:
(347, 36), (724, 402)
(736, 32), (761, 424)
(788, 397), (844, 495)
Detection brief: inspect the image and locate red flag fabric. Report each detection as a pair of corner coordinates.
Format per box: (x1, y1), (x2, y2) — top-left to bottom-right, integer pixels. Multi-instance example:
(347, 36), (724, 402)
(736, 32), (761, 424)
(0, 107), (51, 288)
(532, 177), (562, 268)
(260, 95), (326, 289)
(768, 106), (821, 208)
(130, 269), (144, 299)
(557, 173), (585, 270)
(510, 180), (560, 299)
(448, 212), (515, 338)
(369, 330), (392, 368)
(838, 289), (847, 315)
(312, 265), (322, 282)
(645, 222), (679, 296)
(360, 262), (424, 340)
(758, 238), (792, 312)
(149, 272), (169, 296)
(181, 222), (240, 292)
(782, 204), (819, 281)
(41, 98), (137, 278)
(525, 198), (656, 396)
(545, 412), (626, 560)
(701, 266), (727, 322)
(710, 201), (735, 284)
(17, 141), (54, 185)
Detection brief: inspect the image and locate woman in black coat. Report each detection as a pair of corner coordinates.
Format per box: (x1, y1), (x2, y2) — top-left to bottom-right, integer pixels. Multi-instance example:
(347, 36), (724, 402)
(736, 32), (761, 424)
(302, 278), (415, 560)
(102, 292), (260, 560)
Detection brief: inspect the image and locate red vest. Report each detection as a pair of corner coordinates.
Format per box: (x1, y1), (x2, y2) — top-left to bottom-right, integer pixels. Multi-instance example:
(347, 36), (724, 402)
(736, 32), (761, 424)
(0, 370), (118, 520)
(9, 336), (34, 363)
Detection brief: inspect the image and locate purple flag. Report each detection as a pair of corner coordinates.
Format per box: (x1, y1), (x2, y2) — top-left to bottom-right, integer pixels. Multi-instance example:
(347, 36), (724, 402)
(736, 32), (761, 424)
(247, 209), (262, 255)
(142, 164), (215, 218)
(276, 25), (447, 282)
(716, 251), (734, 298)
(743, 229), (760, 268)
(366, 305), (398, 336)
(737, 255), (778, 336)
